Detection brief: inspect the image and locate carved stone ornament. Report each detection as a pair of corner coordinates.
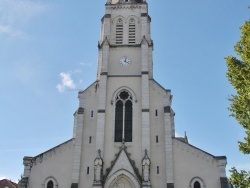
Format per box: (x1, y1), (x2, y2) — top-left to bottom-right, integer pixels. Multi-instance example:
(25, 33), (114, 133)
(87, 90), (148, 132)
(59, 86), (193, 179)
(142, 149), (151, 183)
(94, 149), (103, 184)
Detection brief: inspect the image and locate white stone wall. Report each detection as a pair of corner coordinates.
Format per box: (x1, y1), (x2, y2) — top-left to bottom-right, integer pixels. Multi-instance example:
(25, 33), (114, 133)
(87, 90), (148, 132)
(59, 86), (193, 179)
(148, 80), (172, 187)
(27, 140), (74, 188)
(108, 47), (141, 76)
(78, 84), (99, 187)
(173, 138), (223, 188)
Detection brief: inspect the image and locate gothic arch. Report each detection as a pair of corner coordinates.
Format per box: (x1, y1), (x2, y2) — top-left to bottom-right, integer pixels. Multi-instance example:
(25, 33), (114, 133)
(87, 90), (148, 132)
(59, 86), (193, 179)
(189, 177), (206, 188)
(112, 16), (126, 24)
(104, 169), (141, 188)
(111, 87), (137, 104)
(126, 16), (139, 25)
(112, 16), (126, 44)
(113, 90), (133, 142)
(126, 16), (140, 44)
(42, 176), (58, 188)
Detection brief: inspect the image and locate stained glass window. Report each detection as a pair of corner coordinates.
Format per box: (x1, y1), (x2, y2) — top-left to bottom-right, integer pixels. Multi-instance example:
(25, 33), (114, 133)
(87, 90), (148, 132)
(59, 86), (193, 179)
(114, 91), (133, 142)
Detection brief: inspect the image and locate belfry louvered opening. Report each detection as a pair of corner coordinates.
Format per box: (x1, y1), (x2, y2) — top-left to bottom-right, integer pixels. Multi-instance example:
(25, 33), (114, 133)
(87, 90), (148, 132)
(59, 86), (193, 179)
(128, 18), (136, 44)
(116, 18), (123, 44)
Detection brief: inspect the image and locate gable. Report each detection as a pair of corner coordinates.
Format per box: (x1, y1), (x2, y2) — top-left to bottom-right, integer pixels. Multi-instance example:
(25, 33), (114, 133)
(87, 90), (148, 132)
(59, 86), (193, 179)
(104, 149), (141, 188)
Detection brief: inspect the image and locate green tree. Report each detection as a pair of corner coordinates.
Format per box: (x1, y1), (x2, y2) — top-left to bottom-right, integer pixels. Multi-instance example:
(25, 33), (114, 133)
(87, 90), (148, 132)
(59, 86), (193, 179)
(229, 167), (250, 188)
(225, 19), (250, 187)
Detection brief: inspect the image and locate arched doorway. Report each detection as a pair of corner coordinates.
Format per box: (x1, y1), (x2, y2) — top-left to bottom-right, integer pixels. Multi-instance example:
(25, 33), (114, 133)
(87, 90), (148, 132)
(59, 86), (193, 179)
(104, 170), (141, 188)
(110, 175), (133, 188)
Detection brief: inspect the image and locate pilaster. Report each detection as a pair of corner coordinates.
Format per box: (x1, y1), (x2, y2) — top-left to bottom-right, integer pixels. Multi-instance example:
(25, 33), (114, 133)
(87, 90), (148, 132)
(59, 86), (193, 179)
(95, 39), (109, 155)
(23, 156), (33, 177)
(217, 157), (229, 188)
(100, 14), (111, 46)
(141, 38), (150, 155)
(71, 108), (84, 186)
(164, 106), (174, 186)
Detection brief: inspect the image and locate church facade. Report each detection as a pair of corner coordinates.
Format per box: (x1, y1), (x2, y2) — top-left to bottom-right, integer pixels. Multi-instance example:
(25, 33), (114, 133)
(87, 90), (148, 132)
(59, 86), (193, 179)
(18, 0), (229, 188)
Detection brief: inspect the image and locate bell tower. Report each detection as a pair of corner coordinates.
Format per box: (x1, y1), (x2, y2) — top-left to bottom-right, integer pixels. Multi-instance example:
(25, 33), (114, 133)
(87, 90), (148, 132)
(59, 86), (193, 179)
(97, 0), (153, 80)
(94, 0), (156, 154)
(89, 0), (161, 187)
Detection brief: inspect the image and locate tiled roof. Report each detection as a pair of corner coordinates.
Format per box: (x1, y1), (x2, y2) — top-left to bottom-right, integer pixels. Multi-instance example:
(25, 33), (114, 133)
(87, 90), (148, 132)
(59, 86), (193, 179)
(0, 179), (17, 188)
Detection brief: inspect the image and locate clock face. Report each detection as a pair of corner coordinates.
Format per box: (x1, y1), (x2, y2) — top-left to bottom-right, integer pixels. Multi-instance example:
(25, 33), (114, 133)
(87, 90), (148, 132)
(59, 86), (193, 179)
(120, 56), (131, 66)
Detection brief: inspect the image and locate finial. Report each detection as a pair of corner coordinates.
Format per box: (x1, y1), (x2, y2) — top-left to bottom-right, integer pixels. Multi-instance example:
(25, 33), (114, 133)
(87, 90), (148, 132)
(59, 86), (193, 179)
(184, 131), (188, 143)
(120, 139), (127, 150)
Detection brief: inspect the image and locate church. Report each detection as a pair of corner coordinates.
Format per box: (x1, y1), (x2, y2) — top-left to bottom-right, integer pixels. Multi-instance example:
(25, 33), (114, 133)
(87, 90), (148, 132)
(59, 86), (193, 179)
(18, 0), (229, 188)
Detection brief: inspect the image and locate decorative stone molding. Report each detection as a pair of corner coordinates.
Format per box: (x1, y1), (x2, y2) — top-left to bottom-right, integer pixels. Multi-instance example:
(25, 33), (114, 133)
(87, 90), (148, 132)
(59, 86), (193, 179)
(103, 148), (141, 187)
(111, 87), (137, 104)
(111, 5), (142, 10)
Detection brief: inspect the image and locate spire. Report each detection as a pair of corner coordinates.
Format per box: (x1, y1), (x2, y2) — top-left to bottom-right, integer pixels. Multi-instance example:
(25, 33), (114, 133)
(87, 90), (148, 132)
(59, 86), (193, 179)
(184, 131), (189, 143)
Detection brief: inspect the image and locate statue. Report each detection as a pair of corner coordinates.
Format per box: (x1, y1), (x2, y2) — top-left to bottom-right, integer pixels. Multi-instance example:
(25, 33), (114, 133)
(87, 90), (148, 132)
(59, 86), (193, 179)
(94, 150), (103, 184)
(142, 149), (151, 183)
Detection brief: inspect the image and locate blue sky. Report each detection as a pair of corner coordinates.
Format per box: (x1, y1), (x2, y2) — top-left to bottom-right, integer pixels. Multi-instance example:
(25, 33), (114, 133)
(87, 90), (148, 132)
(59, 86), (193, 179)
(0, 0), (249, 182)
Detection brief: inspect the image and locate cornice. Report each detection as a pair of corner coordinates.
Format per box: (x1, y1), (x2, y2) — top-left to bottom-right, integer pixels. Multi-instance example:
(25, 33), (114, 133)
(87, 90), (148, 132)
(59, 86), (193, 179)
(106, 4), (143, 10)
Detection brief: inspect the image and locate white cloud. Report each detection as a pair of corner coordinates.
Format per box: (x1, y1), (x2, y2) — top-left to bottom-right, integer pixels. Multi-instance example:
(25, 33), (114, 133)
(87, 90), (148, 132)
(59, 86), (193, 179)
(56, 72), (76, 93)
(0, 176), (6, 180)
(0, 0), (50, 38)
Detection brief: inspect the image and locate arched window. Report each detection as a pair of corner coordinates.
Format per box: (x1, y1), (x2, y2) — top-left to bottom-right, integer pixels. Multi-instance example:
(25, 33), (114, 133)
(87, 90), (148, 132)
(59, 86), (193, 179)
(43, 177), (58, 188)
(128, 18), (136, 44)
(194, 181), (201, 188)
(115, 90), (133, 142)
(189, 177), (205, 188)
(47, 180), (54, 188)
(116, 18), (123, 44)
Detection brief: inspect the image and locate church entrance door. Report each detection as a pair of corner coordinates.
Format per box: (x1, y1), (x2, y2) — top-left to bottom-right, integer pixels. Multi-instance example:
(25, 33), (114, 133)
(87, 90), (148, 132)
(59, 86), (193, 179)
(105, 173), (140, 188)
(110, 176), (133, 188)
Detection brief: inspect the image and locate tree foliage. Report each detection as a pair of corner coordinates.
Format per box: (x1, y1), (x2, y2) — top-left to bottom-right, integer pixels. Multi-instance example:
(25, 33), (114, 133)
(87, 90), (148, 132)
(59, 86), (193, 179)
(229, 167), (250, 188)
(225, 18), (250, 188)
(225, 20), (250, 154)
